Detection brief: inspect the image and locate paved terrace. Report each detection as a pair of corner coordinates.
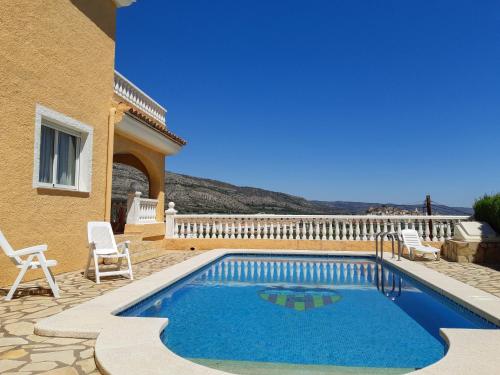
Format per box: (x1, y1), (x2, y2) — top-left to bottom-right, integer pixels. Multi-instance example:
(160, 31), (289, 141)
(0, 251), (499, 375)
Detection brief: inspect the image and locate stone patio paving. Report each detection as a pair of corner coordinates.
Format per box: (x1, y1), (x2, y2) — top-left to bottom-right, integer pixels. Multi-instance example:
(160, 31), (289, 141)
(423, 260), (500, 298)
(0, 251), (202, 375)
(1, 251), (499, 375)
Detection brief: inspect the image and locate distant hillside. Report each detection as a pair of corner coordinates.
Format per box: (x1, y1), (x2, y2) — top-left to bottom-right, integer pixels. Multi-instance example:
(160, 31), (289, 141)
(112, 163), (473, 215)
(165, 171), (335, 214)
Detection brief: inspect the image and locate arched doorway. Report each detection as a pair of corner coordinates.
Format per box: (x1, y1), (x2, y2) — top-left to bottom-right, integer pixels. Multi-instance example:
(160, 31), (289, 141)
(111, 154), (151, 233)
(110, 135), (167, 238)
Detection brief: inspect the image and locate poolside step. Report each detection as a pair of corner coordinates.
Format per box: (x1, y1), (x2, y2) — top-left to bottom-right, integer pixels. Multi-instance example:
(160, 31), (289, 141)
(133, 239), (167, 254)
(191, 358), (412, 375)
(114, 234), (165, 252)
(114, 234), (143, 244)
(98, 235), (170, 266)
(115, 236), (169, 264)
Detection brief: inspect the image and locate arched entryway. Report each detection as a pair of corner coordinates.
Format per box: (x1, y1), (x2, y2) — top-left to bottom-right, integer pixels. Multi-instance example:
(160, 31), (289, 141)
(106, 122), (176, 238)
(110, 146), (165, 235)
(111, 156), (151, 233)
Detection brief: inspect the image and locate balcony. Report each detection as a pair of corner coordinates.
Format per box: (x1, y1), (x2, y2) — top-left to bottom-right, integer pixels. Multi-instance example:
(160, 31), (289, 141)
(111, 73), (185, 238)
(114, 71), (166, 126)
(112, 71), (185, 156)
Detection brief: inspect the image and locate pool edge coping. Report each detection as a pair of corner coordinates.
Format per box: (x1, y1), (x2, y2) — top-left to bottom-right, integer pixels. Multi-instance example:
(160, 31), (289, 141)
(34, 249), (500, 375)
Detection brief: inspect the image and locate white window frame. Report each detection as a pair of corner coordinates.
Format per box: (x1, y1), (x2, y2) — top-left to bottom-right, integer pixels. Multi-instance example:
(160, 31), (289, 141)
(38, 121), (81, 190)
(33, 104), (93, 193)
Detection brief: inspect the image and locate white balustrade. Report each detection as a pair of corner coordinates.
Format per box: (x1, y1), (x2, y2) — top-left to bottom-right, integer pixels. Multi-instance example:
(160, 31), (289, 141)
(126, 192), (159, 224)
(114, 71), (167, 125)
(165, 203), (468, 242)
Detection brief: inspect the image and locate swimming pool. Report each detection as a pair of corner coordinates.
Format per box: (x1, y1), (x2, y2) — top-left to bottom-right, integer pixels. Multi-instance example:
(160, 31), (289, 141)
(119, 254), (497, 374)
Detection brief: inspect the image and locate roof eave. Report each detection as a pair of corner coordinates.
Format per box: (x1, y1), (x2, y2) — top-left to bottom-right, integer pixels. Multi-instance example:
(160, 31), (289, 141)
(127, 109), (187, 147)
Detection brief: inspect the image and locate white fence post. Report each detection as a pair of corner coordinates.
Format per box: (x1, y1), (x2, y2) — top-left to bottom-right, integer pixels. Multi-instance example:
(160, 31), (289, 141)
(165, 202), (178, 239)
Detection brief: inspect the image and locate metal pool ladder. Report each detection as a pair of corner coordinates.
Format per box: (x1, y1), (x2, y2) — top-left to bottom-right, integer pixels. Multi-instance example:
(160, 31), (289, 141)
(375, 230), (402, 263)
(375, 230), (403, 297)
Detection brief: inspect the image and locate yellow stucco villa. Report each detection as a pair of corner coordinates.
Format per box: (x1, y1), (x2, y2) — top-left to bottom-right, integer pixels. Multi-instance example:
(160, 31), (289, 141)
(0, 0), (185, 286)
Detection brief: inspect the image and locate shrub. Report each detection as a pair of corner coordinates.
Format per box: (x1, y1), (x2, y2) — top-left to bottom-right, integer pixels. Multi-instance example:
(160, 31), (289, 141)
(473, 194), (500, 233)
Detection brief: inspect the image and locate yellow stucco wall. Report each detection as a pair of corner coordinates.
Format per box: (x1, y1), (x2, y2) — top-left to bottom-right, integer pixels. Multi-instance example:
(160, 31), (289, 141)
(163, 238), (444, 253)
(0, 0), (116, 286)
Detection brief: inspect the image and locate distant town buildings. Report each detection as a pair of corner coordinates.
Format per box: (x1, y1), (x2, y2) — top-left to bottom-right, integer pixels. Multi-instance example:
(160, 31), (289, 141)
(366, 206), (422, 216)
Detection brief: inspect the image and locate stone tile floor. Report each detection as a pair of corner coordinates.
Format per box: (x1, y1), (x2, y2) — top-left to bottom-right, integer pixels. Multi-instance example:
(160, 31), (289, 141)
(0, 252), (499, 375)
(0, 251), (201, 375)
(423, 260), (500, 298)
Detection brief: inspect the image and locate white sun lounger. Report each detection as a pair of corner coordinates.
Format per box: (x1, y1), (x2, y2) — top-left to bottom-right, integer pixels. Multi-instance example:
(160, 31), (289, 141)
(0, 230), (60, 301)
(84, 222), (133, 284)
(401, 229), (440, 260)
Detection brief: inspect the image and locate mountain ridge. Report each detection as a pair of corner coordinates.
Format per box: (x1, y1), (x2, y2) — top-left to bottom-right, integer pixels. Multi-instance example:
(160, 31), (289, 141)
(111, 163), (473, 215)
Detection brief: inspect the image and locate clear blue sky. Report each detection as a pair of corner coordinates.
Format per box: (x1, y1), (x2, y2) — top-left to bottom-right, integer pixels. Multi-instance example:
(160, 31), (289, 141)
(116, 0), (500, 207)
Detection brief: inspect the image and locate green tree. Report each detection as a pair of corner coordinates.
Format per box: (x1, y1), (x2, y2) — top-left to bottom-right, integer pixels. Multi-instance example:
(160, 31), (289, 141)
(473, 194), (500, 233)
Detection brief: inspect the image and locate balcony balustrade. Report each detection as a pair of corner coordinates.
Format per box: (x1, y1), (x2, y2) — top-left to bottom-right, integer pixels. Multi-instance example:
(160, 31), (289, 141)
(126, 192), (159, 224)
(114, 71), (166, 126)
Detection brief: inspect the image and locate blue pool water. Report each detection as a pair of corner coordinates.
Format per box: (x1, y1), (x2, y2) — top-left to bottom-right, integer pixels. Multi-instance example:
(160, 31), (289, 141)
(119, 254), (497, 372)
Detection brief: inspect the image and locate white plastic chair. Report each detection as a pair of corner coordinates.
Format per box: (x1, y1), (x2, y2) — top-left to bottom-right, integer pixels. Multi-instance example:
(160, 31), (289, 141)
(0, 230), (60, 301)
(84, 222), (133, 284)
(401, 229), (440, 260)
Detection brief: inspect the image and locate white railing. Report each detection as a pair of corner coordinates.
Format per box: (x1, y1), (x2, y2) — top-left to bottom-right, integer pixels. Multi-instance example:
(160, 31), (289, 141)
(165, 204), (469, 242)
(126, 192), (159, 224)
(114, 71), (166, 126)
